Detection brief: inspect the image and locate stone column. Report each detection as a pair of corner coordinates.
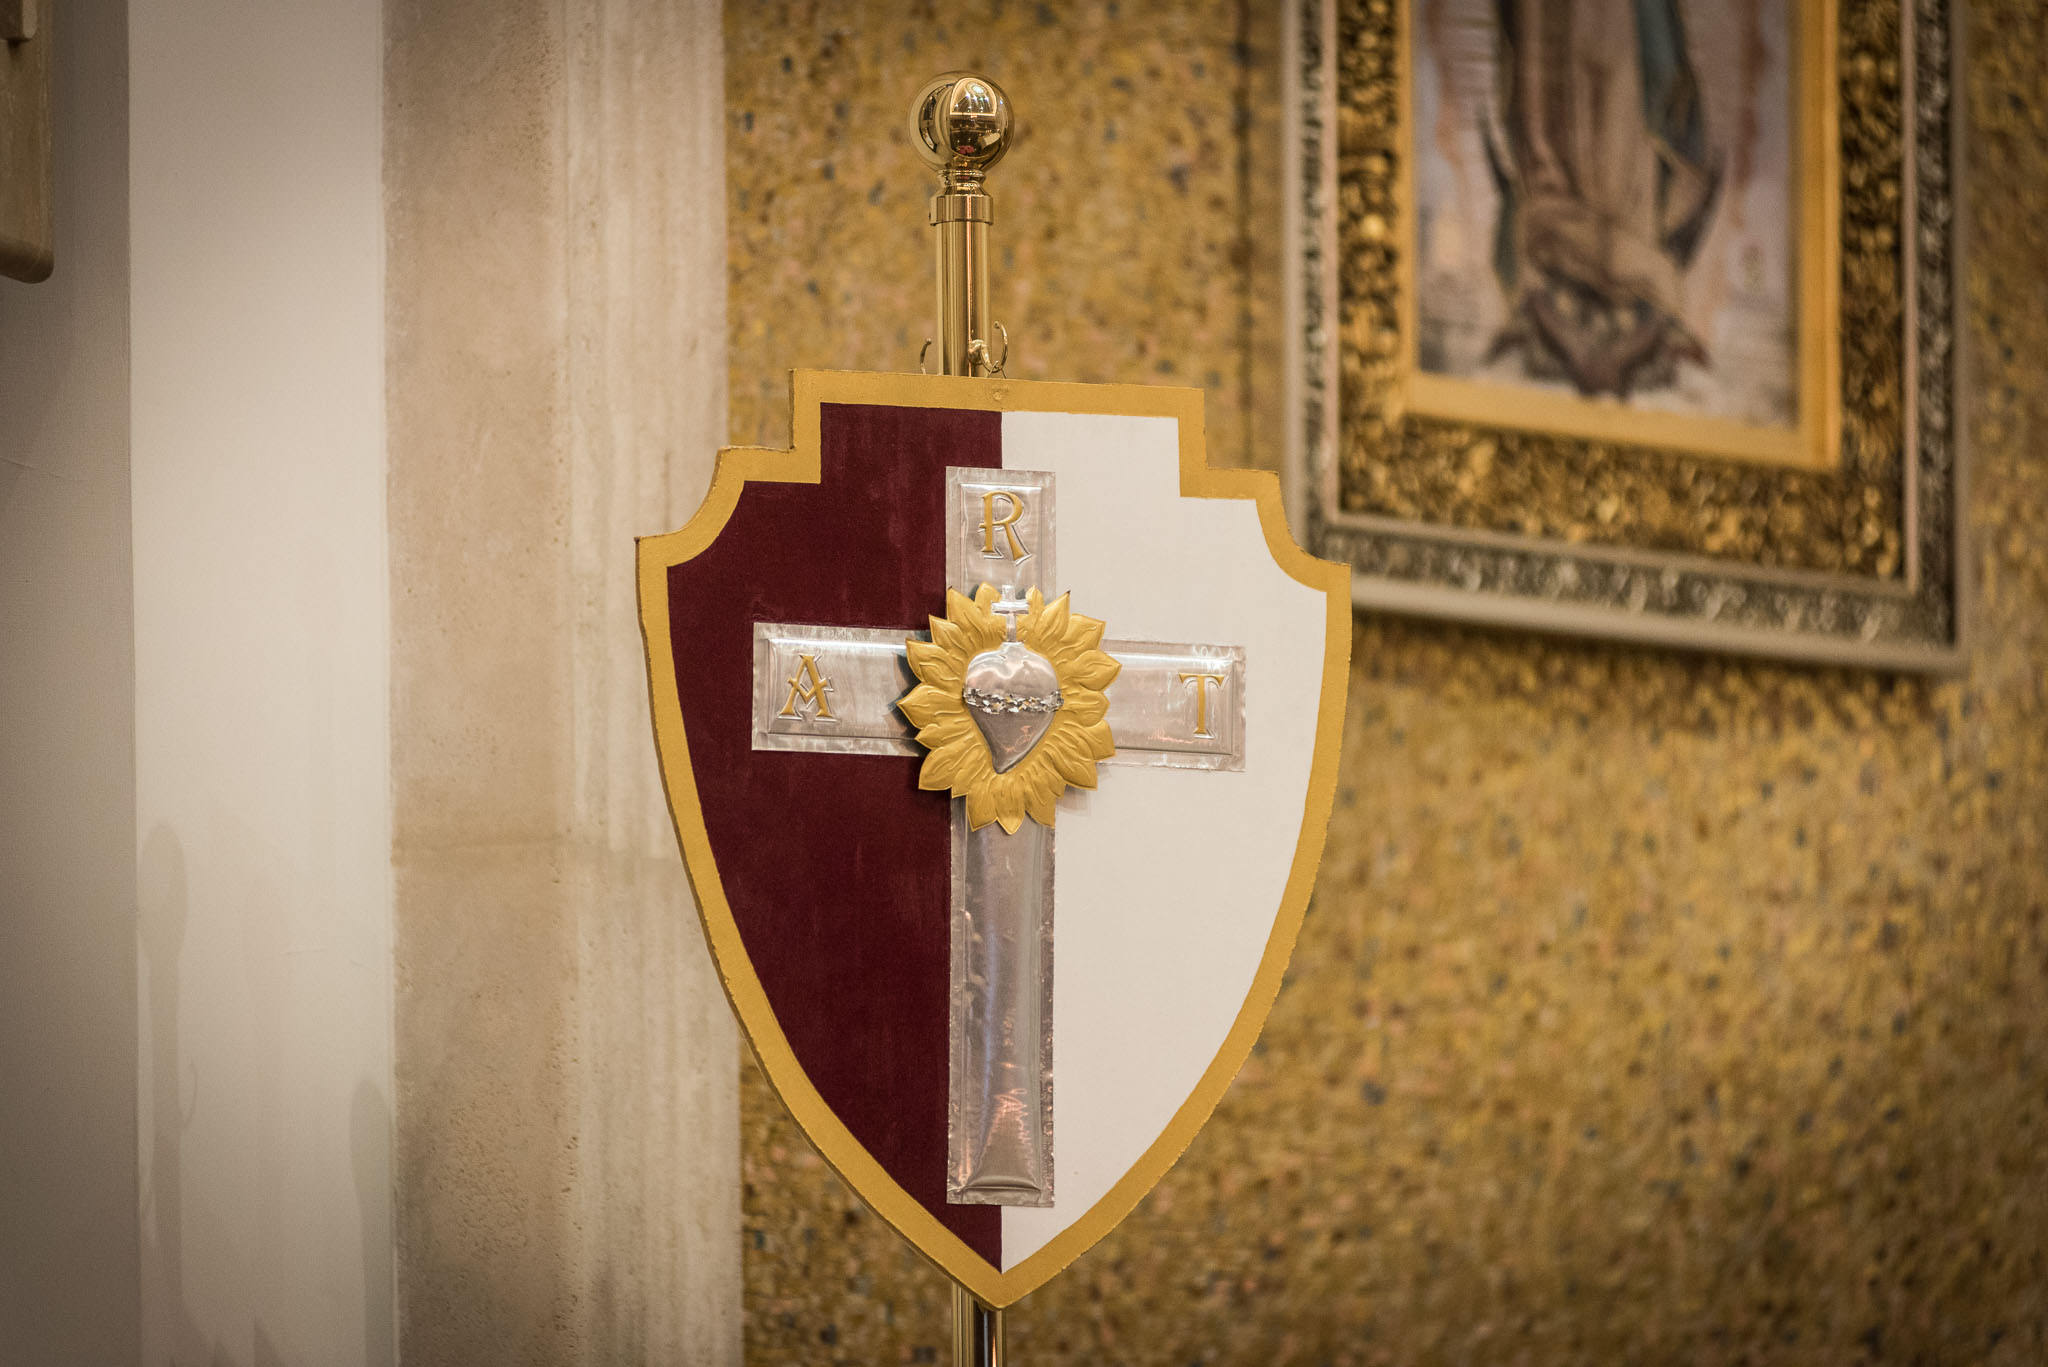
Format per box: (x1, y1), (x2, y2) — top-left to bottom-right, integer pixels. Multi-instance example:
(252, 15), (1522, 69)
(386, 1), (740, 1361)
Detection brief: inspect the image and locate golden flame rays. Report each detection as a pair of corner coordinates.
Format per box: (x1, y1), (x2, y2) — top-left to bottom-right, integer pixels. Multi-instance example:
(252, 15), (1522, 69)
(897, 585), (1121, 833)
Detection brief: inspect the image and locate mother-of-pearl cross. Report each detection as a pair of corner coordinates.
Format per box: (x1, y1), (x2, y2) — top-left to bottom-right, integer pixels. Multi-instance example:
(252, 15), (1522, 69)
(749, 469), (1244, 1205)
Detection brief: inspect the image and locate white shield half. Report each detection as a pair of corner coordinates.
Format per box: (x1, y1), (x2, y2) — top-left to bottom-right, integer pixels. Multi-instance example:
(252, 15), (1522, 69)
(994, 407), (1333, 1270)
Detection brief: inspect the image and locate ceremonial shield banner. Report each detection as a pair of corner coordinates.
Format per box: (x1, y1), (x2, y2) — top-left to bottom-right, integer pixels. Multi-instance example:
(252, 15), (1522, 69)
(639, 370), (1349, 1306)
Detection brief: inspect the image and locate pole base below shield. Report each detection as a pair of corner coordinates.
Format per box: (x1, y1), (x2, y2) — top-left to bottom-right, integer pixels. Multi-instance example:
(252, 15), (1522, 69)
(953, 1283), (1005, 1367)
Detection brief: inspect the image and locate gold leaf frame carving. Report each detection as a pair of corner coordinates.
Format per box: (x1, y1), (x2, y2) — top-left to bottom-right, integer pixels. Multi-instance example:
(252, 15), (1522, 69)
(1287, 0), (1967, 669)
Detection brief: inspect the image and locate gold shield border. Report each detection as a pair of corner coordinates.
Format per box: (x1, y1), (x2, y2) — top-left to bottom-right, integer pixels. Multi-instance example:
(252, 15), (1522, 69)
(636, 369), (1351, 1308)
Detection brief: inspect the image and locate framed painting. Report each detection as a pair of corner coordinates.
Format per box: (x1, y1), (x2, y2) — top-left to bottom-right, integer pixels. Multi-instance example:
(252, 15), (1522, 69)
(1286, 0), (1967, 669)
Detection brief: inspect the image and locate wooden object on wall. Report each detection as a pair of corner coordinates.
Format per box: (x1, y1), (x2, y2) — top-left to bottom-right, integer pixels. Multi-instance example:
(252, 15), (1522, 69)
(1, 0), (51, 283)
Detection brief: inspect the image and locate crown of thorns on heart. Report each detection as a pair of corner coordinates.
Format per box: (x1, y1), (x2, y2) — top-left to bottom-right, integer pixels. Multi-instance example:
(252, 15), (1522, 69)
(897, 585), (1122, 833)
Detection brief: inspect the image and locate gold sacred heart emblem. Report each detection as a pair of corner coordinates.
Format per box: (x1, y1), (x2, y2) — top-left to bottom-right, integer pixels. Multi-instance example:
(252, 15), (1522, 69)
(899, 585), (1122, 833)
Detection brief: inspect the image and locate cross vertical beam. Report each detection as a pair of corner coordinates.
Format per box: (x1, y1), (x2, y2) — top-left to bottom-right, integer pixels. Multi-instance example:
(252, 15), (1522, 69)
(944, 469), (1057, 1205)
(949, 813), (1053, 1201)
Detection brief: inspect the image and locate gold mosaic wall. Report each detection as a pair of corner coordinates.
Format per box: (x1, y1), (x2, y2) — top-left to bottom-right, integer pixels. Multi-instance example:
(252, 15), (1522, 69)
(725, 1), (2048, 1361)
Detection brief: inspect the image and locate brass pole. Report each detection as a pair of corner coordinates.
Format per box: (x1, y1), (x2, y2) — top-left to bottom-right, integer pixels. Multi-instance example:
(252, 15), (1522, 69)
(911, 72), (1012, 377)
(917, 69), (1013, 1367)
(951, 1283), (1005, 1367)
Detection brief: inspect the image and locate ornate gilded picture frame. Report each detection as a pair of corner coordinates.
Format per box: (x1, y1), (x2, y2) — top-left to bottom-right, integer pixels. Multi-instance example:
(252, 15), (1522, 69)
(1286, 0), (1967, 670)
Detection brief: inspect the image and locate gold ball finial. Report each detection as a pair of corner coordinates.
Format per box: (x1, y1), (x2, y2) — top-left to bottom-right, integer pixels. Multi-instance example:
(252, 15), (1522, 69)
(910, 72), (1012, 183)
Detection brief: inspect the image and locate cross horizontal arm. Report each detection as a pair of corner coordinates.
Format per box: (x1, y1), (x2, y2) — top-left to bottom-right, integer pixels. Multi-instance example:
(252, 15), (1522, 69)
(752, 623), (1245, 770)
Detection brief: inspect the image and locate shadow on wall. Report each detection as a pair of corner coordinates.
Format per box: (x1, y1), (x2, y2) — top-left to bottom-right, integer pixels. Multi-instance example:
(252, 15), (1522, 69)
(352, 1080), (393, 1367)
(138, 823), (217, 1367)
(137, 825), (396, 1367)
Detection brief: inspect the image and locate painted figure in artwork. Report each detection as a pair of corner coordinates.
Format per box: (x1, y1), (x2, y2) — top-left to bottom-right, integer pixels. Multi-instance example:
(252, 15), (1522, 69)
(1483, 0), (1725, 398)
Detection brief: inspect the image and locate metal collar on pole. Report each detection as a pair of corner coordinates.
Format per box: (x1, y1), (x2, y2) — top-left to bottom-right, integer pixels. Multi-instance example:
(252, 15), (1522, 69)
(911, 72), (1012, 379)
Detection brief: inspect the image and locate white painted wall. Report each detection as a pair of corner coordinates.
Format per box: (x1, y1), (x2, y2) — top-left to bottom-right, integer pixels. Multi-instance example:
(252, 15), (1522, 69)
(6, 4), (741, 1359)
(129, 2), (392, 1363)
(0, 3), (140, 1361)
